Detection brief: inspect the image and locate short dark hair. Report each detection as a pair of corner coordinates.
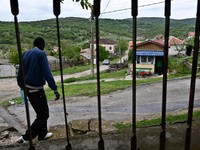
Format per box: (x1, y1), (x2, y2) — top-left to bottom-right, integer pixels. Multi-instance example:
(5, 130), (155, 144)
(33, 37), (45, 47)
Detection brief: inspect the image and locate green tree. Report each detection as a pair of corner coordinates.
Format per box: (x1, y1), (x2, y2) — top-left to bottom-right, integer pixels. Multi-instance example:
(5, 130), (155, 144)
(7, 48), (25, 65)
(82, 42), (90, 49)
(128, 49), (133, 62)
(61, 0), (92, 9)
(115, 38), (128, 55)
(96, 45), (109, 61)
(173, 40), (186, 54)
(61, 45), (81, 61)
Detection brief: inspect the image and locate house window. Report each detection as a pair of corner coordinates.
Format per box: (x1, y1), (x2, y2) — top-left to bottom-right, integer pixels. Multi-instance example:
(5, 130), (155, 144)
(141, 56), (147, 63)
(148, 56), (154, 64)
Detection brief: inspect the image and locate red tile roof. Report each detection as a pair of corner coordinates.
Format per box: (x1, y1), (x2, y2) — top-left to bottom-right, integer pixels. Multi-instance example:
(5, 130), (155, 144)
(129, 41), (142, 49)
(136, 39), (170, 48)
(188, 32), (195, 36)
(168, 36), (186, 45)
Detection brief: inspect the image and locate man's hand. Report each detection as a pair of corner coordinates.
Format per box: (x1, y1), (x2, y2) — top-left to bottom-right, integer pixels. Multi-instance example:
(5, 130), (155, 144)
(54, 91), (60, 100)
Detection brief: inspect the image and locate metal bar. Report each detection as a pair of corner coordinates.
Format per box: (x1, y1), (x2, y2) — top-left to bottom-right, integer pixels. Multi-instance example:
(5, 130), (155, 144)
(10, 1), (34, 149)
(94, 0), (104, 150)
(160, 1), (171, 150)
(131, 0), (138, 150)
(185, 1), (200, 149)
(53, 0), (71, 149)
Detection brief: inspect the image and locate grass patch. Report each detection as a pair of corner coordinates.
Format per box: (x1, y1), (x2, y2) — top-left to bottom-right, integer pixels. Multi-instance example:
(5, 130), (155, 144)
(1, 73), (186, 107)
(63, 68), (127, 83)
(0, 97), (22, 108)
(113, 111), (200, 130)
(52, 64), (94, 76)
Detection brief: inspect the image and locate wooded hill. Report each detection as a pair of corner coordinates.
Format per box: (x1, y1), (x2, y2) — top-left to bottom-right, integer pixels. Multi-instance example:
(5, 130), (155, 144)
(0, 17), (196, 52)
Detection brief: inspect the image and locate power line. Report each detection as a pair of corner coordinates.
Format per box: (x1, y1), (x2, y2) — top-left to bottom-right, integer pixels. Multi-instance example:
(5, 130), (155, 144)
(102, 0), (111, 15)
(101, 1), (168, 15)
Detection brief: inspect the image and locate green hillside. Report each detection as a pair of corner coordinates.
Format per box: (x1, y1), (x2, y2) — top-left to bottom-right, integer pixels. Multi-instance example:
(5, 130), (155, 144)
(0, 17), (196, 53)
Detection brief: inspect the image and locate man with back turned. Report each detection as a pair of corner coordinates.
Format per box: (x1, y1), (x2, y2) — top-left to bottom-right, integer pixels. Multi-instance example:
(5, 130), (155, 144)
(17, 37), (60, 143)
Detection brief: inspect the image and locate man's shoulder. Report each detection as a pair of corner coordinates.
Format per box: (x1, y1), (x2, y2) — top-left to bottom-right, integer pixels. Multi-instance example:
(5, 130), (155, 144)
(29, 48), (46, 55)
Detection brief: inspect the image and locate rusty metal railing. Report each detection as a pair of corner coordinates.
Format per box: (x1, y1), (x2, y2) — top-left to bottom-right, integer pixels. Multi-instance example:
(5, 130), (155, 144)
(131, 0), (137, 150)
(53, 0), (72, 149)
(185, 1), (200, 150)
(160, 1), (171, 150)
(10, 0), (35, 150)
(94, 1), (105, 149)
(10, 0), (200, 149)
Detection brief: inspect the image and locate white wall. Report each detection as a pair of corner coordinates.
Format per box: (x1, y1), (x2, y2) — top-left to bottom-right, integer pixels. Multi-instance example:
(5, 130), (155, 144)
(93, 44), (116, 54)
(168, 45), (186, 56)
(0, 65), (16, 77)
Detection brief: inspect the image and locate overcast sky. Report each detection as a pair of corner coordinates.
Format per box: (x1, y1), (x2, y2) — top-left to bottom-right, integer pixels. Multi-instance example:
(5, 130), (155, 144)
(0, 0), (198, 22)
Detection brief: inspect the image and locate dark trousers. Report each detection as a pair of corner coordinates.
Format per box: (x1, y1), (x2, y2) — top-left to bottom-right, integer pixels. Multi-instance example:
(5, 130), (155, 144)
(23, 89), (49, 141)
(158, 67), (162, 75)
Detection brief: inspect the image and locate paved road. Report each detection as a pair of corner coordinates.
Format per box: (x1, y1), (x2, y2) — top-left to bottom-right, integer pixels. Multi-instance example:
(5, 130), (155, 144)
(6, 77), (200, 131)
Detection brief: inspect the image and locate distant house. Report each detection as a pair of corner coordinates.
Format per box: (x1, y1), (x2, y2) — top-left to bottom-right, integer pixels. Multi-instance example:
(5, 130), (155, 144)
(155, 34), (164, 40)
(0, 59), (16, 77)
(93, 38), (117, 54)
(128, 41), (142, 50)
(46, 56), (59, 70)
(53, 46), (59, 52)
(136, 36), (145, 41)
(188, 32), (195, 38)
(168, 36), (186, 56)
(80, 48), (96, 63)
(131, 39), (170, 74)
(188, 32), (200, 39)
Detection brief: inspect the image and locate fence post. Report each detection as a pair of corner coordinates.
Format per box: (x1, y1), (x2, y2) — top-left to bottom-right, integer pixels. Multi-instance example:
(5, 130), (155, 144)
(185, 0), (200, 149)
(94, 0), (105, 149)
(53, 0), (72, 149)
(160, 1), (171, 150)
(131, 0), (138, 150)
(10, 0), (35, 149)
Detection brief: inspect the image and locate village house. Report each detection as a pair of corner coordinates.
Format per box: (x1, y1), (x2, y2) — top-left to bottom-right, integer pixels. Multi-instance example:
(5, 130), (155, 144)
(93, 38), (117, 54)
(80, 48), (96, 63)
(129, 39), (170, 74)
(168, 36), (186, 56)
(188, 32), (200, 39)
(0, 59), (16, 77)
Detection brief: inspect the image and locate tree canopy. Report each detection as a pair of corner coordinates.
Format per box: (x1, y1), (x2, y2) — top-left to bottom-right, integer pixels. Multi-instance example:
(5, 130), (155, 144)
(96, 45), (109, 61)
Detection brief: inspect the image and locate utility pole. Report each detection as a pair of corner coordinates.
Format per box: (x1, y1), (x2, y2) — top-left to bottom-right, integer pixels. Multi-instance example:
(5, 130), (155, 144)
(119, 32), (121, 63)
(90, 7), (94, 78)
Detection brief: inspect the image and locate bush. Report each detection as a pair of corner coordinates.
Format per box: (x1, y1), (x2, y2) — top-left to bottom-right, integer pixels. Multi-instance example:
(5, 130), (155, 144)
(63, 77), (77, 83)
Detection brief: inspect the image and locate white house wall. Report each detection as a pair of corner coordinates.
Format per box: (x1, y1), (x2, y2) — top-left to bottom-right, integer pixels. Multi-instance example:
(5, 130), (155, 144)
(93, 44), (116, 54)
(0, 65), (16, 77)
(168, 45), (186, 56)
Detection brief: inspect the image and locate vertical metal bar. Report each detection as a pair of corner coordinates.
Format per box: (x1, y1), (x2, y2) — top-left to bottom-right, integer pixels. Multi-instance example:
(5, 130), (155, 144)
(10, 0), (34, 149)
(53, 0), (72, 149)
(94, 0), (104, 150)
(160, 1), (171, 150)
(185, 1), (200, 149)
(131, 0), (137, 150)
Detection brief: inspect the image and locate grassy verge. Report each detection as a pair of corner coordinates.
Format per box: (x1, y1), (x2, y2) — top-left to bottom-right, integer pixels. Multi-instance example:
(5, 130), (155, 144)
(63, 68), (127, 83)
(51, 57), (121, 76)
(0, 71), (191, 108)
(52, 64), (95, 76)
(113, 111), (200, 130)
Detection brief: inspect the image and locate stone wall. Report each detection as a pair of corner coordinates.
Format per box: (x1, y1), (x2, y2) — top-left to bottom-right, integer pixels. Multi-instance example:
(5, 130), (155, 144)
(184, 59), (192, 70)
